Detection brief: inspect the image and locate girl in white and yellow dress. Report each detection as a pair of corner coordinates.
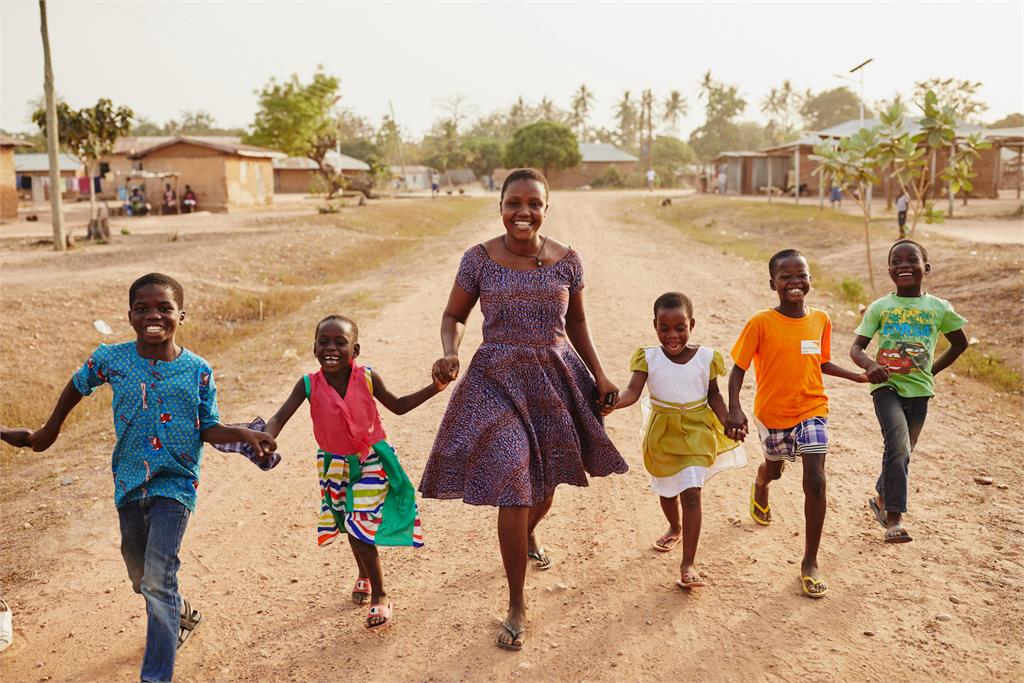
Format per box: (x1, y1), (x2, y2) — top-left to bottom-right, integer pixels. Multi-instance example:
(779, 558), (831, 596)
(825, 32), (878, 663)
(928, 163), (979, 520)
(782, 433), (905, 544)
(609, 292), (746, 589)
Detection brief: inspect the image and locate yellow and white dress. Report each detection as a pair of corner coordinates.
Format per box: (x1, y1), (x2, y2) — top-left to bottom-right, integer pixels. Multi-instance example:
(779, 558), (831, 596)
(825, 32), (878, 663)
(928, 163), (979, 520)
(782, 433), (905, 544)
(631, 345), (747, 496)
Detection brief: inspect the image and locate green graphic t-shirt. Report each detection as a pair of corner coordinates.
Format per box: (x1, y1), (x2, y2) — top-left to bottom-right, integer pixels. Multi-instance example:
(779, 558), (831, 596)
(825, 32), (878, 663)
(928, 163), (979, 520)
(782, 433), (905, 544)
(855, 293), (967, 397)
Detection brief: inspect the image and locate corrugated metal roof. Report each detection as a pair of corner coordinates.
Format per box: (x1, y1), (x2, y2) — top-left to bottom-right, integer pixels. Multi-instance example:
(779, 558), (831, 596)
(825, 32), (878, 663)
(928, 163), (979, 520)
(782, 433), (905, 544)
(14, 152), (82, 172)
(816, 117), (985, 139)
(0, 135), (31, 148)
(579, 143), (637, 163)
(132, 136), (284, 159)
(273, 151), (370, 171)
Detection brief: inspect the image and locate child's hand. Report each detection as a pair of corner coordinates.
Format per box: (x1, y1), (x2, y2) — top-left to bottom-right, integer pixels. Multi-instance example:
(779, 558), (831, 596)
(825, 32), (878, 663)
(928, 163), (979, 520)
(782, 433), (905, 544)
(594, 375), (619, 410)
(432, 373), (450, 392)
(29, 424), (60, 452)
(864, 361), (889, 384)
(240, 429), (277, 458)
(1, 426), (32, 448)
(725, 407), (748, 441)
(432, 354), (460, 385)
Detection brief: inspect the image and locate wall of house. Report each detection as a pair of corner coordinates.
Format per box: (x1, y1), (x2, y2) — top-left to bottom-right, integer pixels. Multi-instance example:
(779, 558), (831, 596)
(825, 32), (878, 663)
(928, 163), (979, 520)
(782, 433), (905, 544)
(0, 148), (17, 219)
(224, 157), (274, 208)
(139, 154), (227, 211)
(274, 168), (315, 194)
(547, 161), (638, 189)
(99, 153), (138, 195)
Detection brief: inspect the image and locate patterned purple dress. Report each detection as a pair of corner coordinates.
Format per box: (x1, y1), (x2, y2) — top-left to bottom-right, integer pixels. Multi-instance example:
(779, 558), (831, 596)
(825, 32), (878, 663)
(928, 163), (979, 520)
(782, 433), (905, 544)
(419, 245), (628, 507)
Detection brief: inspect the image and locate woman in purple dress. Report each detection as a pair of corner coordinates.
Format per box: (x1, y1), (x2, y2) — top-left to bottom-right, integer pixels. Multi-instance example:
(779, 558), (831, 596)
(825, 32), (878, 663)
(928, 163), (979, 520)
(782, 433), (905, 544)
(420, 168), (627, 651)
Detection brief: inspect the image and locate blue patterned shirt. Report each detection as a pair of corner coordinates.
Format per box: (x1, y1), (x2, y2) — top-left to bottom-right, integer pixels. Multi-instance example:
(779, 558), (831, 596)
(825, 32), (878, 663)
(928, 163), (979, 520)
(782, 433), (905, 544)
(73, 342), (220, 510)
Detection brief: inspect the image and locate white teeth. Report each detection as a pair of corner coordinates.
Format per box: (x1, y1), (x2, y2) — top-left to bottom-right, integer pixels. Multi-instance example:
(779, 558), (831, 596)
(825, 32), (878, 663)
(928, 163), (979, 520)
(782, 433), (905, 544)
(145, 326), (162, 333)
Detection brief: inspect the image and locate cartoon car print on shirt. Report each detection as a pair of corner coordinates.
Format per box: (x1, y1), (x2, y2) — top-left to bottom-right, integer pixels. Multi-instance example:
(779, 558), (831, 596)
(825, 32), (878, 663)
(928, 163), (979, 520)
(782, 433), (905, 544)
(877, 341), (929, 374)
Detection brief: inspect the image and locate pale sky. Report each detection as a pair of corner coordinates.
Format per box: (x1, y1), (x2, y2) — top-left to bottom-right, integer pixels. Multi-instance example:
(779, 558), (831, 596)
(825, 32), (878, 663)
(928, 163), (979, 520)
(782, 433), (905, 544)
(1, 0), (1022, 139)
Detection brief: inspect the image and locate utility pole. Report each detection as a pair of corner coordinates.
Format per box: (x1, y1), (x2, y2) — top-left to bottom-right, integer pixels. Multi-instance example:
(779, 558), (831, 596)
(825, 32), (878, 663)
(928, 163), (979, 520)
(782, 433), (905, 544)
(39, 0), (66, 251)
(389, 100), (408, 191)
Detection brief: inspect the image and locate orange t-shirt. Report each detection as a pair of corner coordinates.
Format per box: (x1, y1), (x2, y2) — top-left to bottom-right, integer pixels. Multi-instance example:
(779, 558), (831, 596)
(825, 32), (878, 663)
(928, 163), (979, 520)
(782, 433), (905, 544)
(730, 308), (832, 429)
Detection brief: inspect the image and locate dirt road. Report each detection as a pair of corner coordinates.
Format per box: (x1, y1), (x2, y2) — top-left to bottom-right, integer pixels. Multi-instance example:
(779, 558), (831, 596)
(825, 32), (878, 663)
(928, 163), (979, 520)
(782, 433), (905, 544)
(1, 192), (1021, 682)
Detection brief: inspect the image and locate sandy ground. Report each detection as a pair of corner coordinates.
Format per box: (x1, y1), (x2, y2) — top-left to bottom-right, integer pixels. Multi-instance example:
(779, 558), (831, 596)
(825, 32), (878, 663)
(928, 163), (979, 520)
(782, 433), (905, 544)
(1, 191), (1022, 682)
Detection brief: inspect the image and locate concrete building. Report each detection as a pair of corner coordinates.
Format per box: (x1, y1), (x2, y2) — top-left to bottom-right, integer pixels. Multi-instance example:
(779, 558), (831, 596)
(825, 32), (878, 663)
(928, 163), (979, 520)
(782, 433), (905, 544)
(0, 135), (31, 219)
(547, 143), (638, 189)
(389, 165), (435, 191)
(273, 151), (370, 193)
(131, 137), (282, 212)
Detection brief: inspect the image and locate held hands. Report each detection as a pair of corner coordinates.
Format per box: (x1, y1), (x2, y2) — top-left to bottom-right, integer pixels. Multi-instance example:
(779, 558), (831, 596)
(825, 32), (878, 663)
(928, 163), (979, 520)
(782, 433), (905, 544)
(432, 354), (460, 388)
(1, 426), (32, 449)
(864, 361), (889, 384)
(594, 375), (619, 412)
(725, 407), (749, 442)
(29, 423), (61, 452)
(240, 428), (277, 464)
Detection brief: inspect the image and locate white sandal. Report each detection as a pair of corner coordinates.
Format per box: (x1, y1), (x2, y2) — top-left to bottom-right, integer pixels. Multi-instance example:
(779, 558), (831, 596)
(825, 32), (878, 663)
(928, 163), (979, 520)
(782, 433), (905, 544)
(0, 599), (12, 652)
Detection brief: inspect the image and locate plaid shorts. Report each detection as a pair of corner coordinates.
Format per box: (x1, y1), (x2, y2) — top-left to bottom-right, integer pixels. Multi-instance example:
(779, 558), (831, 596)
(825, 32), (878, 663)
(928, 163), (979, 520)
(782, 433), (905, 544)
(754, 416), (828, 462)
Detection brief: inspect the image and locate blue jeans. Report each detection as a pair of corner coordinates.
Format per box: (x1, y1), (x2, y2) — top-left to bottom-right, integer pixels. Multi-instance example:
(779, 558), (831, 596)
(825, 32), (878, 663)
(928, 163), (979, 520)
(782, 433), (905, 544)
(117, 496), (190, 682)
(872, 387), (929, 513)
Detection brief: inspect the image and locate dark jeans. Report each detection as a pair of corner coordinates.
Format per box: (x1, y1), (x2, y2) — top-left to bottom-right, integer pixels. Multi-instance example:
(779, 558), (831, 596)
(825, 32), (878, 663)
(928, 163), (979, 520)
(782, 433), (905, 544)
(118, 496), (190, 683)
(872, 387), (929, 513)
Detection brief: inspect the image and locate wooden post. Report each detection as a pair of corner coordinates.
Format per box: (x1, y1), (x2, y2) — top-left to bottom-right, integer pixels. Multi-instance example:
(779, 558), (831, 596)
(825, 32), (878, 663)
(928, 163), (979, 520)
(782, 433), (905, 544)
(794, 148), (800, 205)
(39, 0), (65, 251)
(767, 155), (773, 203)
(818, 162), (825, 210)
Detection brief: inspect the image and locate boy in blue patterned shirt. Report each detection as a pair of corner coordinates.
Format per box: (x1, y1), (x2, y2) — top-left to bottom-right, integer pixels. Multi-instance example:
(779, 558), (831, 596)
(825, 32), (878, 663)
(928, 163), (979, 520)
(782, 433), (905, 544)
(15, 273), (276, 682)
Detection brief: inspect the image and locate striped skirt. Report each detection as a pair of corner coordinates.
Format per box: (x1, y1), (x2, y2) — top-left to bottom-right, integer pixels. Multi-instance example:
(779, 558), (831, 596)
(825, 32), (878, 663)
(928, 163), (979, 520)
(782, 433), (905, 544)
(317, 444), (424, 547)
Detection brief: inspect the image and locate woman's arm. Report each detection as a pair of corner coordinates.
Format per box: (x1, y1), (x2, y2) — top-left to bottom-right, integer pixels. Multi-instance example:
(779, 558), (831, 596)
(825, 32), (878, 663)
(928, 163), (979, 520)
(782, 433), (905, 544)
(932, 328), (968, 376)
(610, 371), (648, 412)
(372, 370), (446, 416)
(30, 380), (84, 452)
(566, 289), (618, 404)
(432, 284), (478, 385)
(263, 379), (307, 438)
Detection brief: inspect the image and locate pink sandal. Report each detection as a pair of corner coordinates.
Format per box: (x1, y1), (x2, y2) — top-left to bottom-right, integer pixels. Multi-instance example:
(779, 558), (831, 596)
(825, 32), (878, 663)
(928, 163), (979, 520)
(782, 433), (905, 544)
(366, 602), (392, 630)
(351, 578), (371, 604)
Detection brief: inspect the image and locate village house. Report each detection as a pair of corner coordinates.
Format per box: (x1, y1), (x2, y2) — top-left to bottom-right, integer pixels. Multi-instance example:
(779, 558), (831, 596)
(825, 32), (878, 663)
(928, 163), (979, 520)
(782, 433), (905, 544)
(389, 165), (435, 191)
(547, 143), (639, 189)
(130, 136), (282, 212)
(273, 151), (370, 193)
(14, 152), (84, 204)
(0, 134), (31, 219)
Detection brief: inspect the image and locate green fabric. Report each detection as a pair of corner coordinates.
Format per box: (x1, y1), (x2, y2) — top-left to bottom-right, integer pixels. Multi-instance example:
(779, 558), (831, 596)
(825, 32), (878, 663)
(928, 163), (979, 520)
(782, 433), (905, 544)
(855, 293), (966, 398)
(344, 440), (419, 547)
(302, 374), (311, 399)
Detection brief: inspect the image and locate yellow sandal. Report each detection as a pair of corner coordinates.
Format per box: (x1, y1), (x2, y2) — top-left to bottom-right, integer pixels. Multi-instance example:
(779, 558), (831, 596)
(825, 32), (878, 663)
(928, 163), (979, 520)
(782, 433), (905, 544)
(749, 484), (771, 526)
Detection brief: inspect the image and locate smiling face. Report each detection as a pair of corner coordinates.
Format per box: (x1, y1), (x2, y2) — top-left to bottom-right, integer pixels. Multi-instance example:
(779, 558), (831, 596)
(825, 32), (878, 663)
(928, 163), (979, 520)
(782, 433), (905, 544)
(313, 318), (359, 374)
(129, 284), (184, 346)
(500, 179), (547, 243)
(770, 255), (811, 306)
(888, 242), (929, 295)
(654, 306), (694, 357)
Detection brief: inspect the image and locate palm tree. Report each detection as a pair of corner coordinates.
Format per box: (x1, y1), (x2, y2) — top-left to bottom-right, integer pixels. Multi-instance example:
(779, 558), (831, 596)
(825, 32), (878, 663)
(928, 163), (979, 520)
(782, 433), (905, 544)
(569, 84), (594, 139)
(663, 90), (688, 135)
(538, 96), (558, 121)
(614, 91), (638, 152)
(697, 71), (714, 102)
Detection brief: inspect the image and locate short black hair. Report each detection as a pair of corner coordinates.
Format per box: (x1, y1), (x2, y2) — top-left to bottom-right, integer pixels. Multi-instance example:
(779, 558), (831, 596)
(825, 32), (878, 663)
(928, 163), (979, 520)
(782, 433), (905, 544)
(888, 239), (928, 263)
(500, 168), (549, 203)
(130, 273), (184, 308)
(653, 291), (693, 318)
(768, 249), (806, 277)
(315, 315), (358, 340)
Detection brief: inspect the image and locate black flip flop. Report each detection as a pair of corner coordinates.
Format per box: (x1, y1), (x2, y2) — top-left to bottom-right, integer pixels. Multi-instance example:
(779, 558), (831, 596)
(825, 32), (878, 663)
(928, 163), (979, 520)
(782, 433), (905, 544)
(178, 599), (202, 650)
(497, 621), (525, 651)
(868, 497), (887, 529)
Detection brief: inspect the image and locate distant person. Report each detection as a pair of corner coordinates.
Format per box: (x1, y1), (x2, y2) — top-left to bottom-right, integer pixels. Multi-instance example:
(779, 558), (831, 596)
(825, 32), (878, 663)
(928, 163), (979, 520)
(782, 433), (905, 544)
(726, 249), (867, 599)
(830, 185), (842, 209)
(488, 174), (496, 192)
(430, 173), (440, 198)
(5, 273), (277, 682)
(182, 185), (197, 213)
(699, 170), (709, 194)
(896, 191), (910, 237)
(130, 187), (150, 216)
(646, 168), (656, 191)
(606, 292), (747, 589)
(851, 240), (968, 544)
(162, 184), (177, 215)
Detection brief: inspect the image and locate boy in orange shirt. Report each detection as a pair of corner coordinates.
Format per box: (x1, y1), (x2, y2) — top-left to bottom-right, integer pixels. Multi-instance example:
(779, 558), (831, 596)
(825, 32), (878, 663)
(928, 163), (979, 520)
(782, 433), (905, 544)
(725, 249), (866, 598)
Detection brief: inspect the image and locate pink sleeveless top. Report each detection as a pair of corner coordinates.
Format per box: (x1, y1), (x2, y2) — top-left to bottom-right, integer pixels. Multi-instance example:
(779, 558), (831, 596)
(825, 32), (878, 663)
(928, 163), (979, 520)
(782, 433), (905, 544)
(307, 364), (386, 461)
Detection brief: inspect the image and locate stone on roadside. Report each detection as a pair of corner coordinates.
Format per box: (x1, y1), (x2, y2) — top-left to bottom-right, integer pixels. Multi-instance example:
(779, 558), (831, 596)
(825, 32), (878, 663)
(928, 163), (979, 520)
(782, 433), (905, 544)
(974, 476), (994, 485)
(935, 614), (952, 622)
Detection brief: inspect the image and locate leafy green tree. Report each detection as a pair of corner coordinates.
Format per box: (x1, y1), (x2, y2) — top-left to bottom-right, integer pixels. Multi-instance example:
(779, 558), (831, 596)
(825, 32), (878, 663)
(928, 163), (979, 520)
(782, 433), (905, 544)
(504, 121), (581, 178)
(913, 78), (988, 123)
(246, 68), (348, 197)
(989, 112), (1024, 128)
(461, 137), (504, 177)
(569, 84), (594, 138)
(876, 92), (990, 237)
(33, 98), (133, 240)
(651, 135), (696, 187)
(812, 128), (884, 291)
(662, 90), (687, 136)
(688, 72), (747, 160)
(422, 119), (468, 173)
(130, 116), (164, 136)
(801, 87), (870, 130)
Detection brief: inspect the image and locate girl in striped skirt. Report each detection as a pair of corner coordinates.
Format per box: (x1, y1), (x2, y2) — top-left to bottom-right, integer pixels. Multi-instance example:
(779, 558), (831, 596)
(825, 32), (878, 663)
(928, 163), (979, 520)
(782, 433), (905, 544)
(264, 315), (448, 629)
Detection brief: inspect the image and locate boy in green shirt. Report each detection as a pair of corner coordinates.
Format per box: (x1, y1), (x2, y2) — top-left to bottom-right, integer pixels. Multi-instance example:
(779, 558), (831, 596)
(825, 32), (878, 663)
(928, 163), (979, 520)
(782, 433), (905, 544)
(851, 240), (968, 543)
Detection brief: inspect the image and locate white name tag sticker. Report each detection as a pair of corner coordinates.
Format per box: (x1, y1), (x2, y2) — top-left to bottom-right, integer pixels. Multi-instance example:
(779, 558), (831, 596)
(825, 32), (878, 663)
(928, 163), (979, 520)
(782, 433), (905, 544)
(801, 340), (821, 355)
